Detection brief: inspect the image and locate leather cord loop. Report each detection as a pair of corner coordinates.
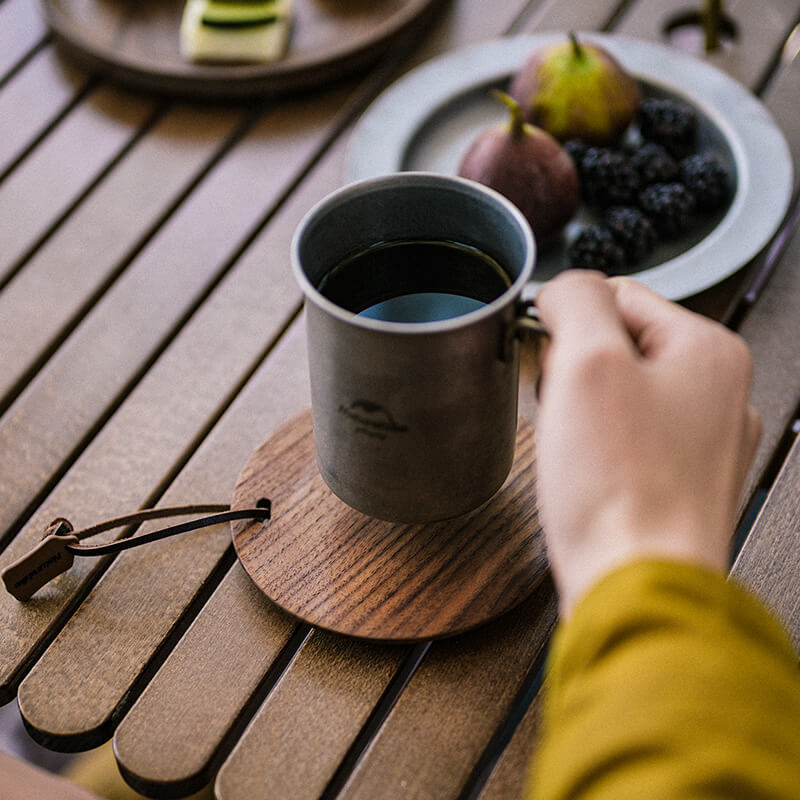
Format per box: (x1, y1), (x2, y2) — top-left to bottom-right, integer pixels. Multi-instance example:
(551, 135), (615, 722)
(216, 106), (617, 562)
(2, 502), (271, 601)
(67, 505), (271, 556)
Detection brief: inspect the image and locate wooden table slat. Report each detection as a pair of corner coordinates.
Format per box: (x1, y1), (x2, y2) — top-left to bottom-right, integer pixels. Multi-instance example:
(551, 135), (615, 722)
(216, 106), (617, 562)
(0, 124), (337, 703)
(214, 626), (407, 800)
(15, 319), (312, 744)
(478, 692), (544, 800)
(762, 44), (800, 187)
(731, 434), (800, 651)
(0, 84), (157, 285)
(726, 35), (800, 503)
(519, 0), (624, 32)
(0, 104), (246, 407)
(398, 0), (537, 66)
(0, 0), (49, 78)
(113, 564), (299, 797)
(615, 0), (800, 86)
(739, 218), (800, 498)
(337, 583), (557, 800)
(0, 46), (90, 180)
(0, 86), (350, 543)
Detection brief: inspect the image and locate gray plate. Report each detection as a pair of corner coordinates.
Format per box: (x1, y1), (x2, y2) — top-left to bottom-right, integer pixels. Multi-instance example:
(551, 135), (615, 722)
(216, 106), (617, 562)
(345, 34), (793, 300)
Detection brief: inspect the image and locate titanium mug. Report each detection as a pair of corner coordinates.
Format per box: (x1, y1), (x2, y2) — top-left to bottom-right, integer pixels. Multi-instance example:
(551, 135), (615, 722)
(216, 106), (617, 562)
(291, 172), (542, 523)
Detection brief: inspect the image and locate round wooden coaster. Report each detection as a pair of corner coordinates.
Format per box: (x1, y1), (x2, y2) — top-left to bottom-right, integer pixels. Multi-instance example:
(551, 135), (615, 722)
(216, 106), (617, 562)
(230, 408), (547, 642)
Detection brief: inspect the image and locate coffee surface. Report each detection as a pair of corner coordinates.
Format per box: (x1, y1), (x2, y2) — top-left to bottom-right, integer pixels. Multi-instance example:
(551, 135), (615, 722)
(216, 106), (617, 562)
(317, 239), (511, 322)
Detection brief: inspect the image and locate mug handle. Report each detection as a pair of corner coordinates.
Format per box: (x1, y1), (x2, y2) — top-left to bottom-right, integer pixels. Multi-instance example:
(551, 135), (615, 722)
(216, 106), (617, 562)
(514, 299), (549, 340)
(502, 299), (549, 361)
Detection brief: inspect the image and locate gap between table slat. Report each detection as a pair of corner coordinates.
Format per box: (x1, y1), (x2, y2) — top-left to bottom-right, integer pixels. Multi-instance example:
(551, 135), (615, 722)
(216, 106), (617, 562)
(731, 434), (800, 650)
(0, 84), (161, 286)
(0, 104), (249, 413)
(0, 131), (350, 705)
(0, 84), (353, 549)
(0, 46), (92, 182)
(0, 0), (49, 80)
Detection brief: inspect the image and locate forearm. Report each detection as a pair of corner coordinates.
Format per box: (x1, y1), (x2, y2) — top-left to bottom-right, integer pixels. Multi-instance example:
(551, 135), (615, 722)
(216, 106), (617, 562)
(528, 559), (800, 800)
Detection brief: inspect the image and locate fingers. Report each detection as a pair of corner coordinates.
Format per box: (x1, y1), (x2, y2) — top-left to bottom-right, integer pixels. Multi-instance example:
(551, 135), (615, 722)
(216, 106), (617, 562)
(536, 270), (637, 356)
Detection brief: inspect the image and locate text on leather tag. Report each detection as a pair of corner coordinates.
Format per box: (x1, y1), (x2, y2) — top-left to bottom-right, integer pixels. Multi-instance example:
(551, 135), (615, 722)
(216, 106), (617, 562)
(2, 524), (79, 601)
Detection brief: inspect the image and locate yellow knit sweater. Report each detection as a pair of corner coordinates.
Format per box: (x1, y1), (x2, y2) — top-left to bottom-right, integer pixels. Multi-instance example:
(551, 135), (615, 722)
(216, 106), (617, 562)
(528, 560), (800, 799)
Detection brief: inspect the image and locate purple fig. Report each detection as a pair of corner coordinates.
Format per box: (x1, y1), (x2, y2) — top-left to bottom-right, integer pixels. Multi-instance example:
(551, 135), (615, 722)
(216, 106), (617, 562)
(458, 90), (580, 241)
(510, 33), (641, 146)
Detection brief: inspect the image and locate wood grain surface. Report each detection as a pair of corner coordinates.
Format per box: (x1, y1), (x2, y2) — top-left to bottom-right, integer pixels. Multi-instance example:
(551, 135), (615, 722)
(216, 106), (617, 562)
(0, 84), (157, 285)
(732, 436), (800, 650)
(615, 0), (800, 85)
(2, 1), (799, 799)
(232, 409), (545, 641)
(0, 0), (49, 76)
(0, 48), (90, 180)
(338, 582), (557, 799)
(521, 0), (621, 31)
(113, 564), (299, 797)
(0, 104), (245, 404)
(215, 626), (407, 800)
(44, 0), (448, 97)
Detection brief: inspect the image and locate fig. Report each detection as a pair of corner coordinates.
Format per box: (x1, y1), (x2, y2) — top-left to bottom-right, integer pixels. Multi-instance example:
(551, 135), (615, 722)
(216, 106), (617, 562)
(458, 91), (579, 241)
(510, 32), (641, 146)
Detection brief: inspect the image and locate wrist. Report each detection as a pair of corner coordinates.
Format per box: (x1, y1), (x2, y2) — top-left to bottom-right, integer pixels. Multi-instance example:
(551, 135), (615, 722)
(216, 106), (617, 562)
(550, 515), (731, 619)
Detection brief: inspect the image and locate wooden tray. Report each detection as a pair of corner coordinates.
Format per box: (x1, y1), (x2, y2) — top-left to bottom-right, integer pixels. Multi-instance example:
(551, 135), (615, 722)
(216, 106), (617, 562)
(230, 408), (548, 642)
(41, 0), (445, 99)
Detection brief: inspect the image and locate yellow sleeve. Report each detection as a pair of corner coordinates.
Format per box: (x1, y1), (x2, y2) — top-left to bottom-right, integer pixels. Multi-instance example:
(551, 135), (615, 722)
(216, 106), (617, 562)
(527, 559), (800, 800)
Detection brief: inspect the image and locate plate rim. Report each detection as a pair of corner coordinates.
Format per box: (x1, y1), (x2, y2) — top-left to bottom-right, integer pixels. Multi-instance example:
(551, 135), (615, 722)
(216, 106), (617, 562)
(345, 32), (794, 300)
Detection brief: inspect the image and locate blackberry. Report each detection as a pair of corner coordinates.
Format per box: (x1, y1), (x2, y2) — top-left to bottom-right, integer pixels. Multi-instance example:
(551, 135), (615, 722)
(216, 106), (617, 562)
(604, 206), (658, 262)
(564, 138), (589, 167)
(638, 97), (698, 158)
(579, 147), (640, 208)
(680, 152), (731, 211)
(639, 182), (696, 238)
(629, 142), (679, 186)
(567, 224), (626, 273)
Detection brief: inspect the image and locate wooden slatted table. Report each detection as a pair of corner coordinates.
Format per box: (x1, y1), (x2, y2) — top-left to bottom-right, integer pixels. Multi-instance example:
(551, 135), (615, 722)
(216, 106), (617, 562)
(1, 0), (799, 797)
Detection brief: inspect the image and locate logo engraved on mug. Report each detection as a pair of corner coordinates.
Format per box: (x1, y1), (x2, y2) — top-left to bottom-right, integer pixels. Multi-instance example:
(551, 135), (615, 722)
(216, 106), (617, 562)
(338, 401), (409, 440)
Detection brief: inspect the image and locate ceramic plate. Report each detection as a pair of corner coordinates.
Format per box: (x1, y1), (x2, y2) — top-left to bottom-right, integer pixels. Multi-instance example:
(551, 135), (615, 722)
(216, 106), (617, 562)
(345, 34), (793, 300)
(42, 0), (445, 98)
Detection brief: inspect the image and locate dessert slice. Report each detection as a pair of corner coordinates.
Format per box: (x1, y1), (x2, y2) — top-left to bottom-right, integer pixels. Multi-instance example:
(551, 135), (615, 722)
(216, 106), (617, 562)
(180, 0), (293, 63)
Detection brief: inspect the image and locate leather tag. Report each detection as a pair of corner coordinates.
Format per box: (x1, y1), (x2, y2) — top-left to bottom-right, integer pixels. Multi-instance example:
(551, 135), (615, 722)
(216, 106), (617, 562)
(2, 533), (79, 601)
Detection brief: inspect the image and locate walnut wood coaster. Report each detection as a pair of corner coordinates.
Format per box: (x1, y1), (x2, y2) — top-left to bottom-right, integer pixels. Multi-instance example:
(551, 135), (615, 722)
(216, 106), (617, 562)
(230, 408), (547, 642)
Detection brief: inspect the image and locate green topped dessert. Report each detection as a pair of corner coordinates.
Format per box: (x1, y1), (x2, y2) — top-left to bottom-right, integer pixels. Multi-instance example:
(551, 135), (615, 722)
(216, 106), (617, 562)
(180, 0), (293, 63)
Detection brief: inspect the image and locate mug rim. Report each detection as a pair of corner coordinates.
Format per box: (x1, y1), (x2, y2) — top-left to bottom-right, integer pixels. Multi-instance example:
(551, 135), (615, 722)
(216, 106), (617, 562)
(291, 171), (536, 334)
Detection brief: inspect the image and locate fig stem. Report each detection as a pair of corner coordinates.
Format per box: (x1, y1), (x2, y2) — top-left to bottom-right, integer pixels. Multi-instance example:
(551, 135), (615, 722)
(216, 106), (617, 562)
(703, 0), (722, 52)
(491, 89), (527, 138)
(568, 31), (584, 60)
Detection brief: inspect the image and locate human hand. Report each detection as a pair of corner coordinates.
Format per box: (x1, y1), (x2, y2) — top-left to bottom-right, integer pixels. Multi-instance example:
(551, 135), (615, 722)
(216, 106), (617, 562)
(534, 270), (761, 618)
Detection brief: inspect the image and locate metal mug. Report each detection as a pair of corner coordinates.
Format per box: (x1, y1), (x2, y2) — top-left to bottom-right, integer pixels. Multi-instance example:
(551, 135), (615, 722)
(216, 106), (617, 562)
(292, 172), (541, 523)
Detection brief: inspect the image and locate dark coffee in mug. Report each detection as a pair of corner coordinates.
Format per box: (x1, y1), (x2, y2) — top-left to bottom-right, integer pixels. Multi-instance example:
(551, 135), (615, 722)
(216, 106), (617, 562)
(316, 239), (512, 323)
